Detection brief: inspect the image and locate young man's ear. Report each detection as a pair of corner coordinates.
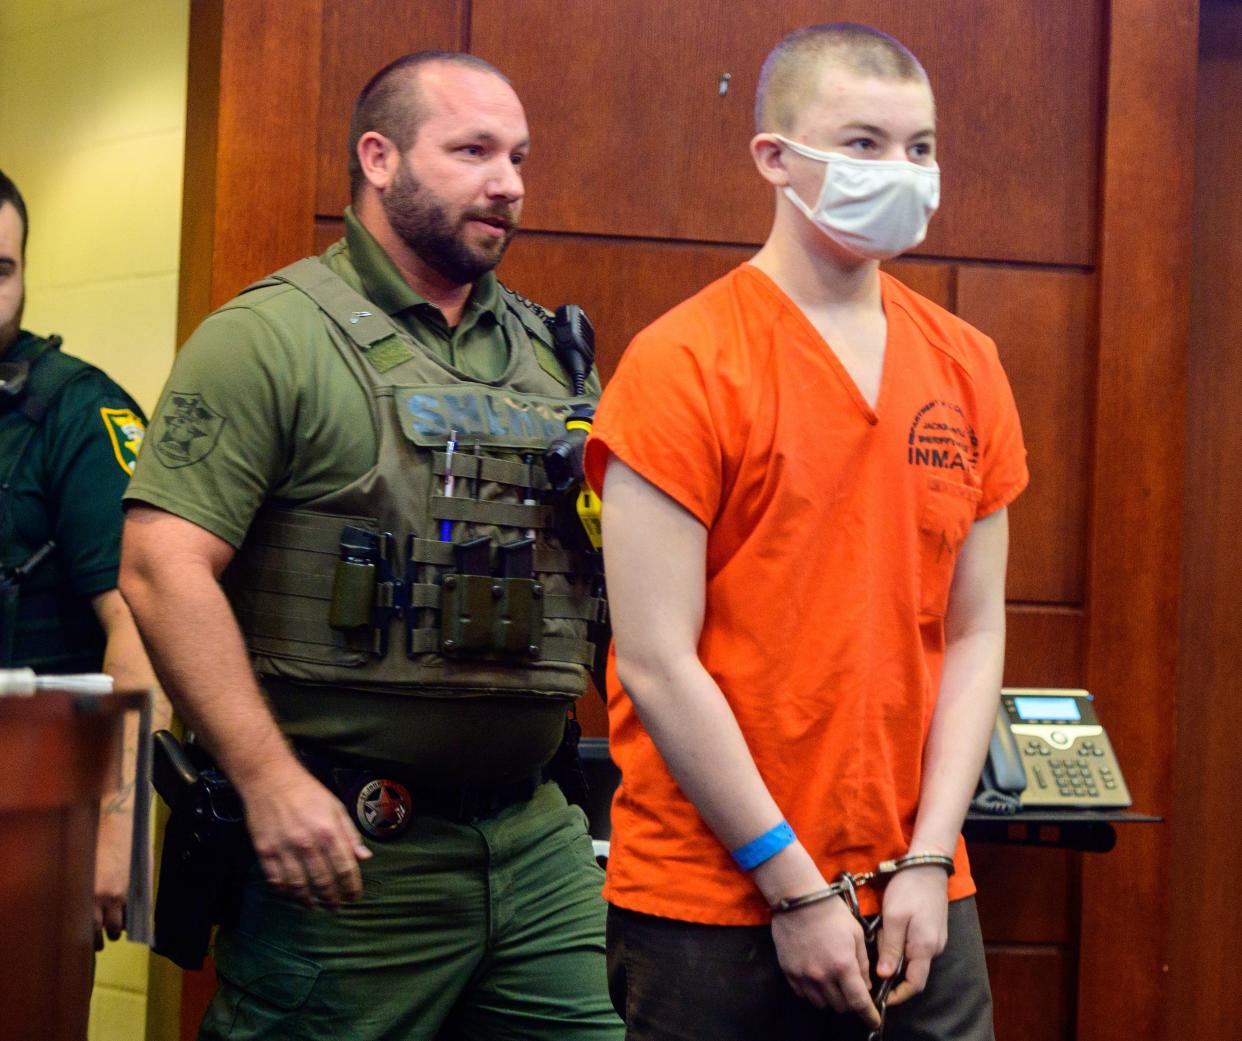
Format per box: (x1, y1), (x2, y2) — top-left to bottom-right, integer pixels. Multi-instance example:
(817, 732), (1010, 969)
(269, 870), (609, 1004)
(750, 134), (792, 188)
(356, 131), (401, 192)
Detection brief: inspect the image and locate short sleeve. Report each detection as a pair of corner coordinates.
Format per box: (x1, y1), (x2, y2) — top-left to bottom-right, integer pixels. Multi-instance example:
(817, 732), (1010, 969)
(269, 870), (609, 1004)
(42, 375), (147, 597)
(974, 337), (1029, 518)
(586, 323), (723, 528)
(125, 304), (295, 547)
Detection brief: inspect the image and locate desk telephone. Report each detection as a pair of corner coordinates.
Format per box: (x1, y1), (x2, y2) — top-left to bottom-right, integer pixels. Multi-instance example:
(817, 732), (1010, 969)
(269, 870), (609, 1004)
(979, 688), (1132, 810)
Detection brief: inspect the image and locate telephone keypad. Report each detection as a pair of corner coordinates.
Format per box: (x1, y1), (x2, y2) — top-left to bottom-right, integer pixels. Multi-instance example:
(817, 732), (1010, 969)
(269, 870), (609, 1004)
(1022, 743), (1130, 807)
(1038, 755), (1117, 804)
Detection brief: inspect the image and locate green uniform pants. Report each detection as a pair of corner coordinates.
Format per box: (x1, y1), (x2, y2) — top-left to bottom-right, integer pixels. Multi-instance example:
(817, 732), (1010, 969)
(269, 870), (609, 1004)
(199, 782), (623, 1041)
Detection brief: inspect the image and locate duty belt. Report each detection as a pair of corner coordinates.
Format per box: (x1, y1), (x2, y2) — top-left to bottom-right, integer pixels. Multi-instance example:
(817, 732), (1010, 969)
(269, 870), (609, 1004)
(294, 743), (542, 837)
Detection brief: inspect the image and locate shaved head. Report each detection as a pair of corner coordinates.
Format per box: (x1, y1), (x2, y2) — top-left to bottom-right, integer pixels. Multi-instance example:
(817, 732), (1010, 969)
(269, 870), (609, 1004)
(348, 51), (510, 202)
(755, 23), (928, 135)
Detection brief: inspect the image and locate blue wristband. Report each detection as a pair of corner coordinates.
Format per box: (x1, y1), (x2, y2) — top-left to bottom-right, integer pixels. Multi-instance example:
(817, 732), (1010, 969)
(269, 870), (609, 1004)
(731, 821), (796, 871)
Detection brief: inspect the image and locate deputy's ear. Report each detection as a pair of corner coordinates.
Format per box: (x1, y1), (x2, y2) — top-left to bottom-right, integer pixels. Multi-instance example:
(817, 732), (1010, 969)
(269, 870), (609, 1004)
(750, 134), (791, 187)
(356, 131), (400, 192)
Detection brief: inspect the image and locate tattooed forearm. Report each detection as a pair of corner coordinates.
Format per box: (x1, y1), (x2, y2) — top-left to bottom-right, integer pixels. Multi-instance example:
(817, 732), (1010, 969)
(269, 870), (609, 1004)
(102, 779), (135, 816)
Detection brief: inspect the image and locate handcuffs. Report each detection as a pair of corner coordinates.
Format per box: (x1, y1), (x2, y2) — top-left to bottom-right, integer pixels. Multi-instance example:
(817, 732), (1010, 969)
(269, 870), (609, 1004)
(769, 852), (956, 1041)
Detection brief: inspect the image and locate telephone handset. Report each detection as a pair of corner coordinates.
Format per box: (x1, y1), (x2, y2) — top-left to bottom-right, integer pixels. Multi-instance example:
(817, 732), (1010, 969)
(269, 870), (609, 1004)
(974, 688), (1132, 812)
(973, 710), (1027, 813)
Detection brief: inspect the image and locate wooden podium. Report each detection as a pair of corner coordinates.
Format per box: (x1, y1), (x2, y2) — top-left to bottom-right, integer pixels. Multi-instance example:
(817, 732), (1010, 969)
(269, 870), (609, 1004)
(0, 688), (142, 1041)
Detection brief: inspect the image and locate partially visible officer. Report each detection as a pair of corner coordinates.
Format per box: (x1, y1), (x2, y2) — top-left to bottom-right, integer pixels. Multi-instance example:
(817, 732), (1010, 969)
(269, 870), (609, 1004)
(0, 168), (166, 946)
(121, 52), (621, 1040)
(587, 23), (1027, 1041)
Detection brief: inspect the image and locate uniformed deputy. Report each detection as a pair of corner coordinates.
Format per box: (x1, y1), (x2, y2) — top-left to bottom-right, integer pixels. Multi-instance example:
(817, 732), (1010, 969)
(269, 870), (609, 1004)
(120, 53), (622, 1040)
(0, 169), (165, 946)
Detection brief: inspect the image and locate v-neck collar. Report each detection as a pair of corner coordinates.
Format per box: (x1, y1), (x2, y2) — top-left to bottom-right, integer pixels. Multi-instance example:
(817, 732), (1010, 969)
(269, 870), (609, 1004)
(741, 264), (890, 425)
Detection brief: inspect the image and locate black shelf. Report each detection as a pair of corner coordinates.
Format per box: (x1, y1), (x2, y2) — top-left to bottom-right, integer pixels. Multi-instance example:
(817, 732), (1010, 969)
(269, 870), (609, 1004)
(963, 810), (1161, 852)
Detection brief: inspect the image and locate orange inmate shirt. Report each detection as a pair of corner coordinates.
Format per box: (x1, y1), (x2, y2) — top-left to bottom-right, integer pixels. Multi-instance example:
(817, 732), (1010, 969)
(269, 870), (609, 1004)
(584, 264), (1028, 923)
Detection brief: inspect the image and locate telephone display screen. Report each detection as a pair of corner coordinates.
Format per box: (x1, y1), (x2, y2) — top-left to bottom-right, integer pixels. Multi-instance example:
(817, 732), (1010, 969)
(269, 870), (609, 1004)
(1013, 696), (1081, 721)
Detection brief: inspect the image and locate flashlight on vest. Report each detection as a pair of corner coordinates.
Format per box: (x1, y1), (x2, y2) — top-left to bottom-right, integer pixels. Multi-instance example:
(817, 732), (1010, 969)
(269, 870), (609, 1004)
(544, 405), (603, 551)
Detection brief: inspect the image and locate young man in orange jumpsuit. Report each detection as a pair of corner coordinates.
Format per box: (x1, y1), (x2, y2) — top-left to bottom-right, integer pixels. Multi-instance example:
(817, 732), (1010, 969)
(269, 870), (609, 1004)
(587, 23), (1027, 1041)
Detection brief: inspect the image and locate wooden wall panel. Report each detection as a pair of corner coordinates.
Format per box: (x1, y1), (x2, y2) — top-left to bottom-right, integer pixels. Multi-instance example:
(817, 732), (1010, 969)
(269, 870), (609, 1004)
(470, 0), (1100, 264)
(176, 0), (223, 347)
(1167, 3), (1242, 1038)
(986, 947), (1073, 1041)
(957, 267), (1094, 605)
(1078, 1), (1199, 1039)
(178, 0), (323, 333)
(1004, 606), (1085, 688)
(473, 0), (752, 242)
(313, 215), (343, 255)
(970, 845), (1074, 945)
(314, 0), (467, 217)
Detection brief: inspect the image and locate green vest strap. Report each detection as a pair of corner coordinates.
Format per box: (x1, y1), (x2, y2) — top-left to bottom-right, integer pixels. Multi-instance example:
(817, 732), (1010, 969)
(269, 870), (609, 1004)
(242, 564), (334, 601)
(432, 451), (551, 492)
(0, 339), (93, 501)
(406, 628), (594, 666)
(405, 537), (577, 575)
(248, 634), (367, 667)
(264, 259), (398, 349)
(235, 603), (343, 646)
(406, 584), (440, 609)
(542, 594), (608, 623)
(244, 507), (378, 553)
(1, 336), (96, 678)
(430, 496), (555, 530)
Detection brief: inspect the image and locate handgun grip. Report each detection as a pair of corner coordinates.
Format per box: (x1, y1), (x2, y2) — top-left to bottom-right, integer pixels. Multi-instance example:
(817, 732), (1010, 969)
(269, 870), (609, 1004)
(152, 730), (200, 812)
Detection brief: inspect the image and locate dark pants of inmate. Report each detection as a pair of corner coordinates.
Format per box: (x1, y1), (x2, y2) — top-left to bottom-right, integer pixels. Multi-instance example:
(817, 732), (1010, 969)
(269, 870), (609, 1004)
(607, 896), (993, 1041)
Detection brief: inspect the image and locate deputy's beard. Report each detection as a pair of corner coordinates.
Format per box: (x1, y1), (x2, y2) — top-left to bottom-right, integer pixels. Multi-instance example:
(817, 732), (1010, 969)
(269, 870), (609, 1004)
(0, 293), (23, 357)
(382, 163), (517, 286)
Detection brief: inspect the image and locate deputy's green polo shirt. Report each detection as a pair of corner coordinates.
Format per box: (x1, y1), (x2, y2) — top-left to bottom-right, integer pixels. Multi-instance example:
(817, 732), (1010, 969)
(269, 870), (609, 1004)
(2, 331), (146, 671)
(342, 209), (517, 380)
(125, 211), (571, 783)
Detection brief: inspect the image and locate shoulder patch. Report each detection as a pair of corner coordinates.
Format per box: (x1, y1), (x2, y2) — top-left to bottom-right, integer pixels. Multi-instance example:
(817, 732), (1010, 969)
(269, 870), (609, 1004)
(100, 407), (146, 475)
(152, 392), (226, 468)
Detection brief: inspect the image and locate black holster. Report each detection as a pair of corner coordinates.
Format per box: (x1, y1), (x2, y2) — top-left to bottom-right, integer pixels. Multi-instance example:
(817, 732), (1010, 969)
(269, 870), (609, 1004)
(151, 732), (253, 969)
(544, 713), (590, 810)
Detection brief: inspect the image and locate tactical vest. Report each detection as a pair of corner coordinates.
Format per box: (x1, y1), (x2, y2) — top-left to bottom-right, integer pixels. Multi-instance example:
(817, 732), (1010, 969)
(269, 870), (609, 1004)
(0, 335), (106, 669)
(223, 259), (605, 701)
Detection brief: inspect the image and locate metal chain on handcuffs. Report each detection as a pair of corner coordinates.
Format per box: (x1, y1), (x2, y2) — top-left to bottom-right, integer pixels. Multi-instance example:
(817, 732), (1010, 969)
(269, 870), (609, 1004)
(769, 852), (956, 1041)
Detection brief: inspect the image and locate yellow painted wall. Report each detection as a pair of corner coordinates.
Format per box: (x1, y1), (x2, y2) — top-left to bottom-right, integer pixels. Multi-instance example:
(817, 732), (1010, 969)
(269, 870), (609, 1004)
(0, 1), (189, 1038)
(0, 0), (188, 417)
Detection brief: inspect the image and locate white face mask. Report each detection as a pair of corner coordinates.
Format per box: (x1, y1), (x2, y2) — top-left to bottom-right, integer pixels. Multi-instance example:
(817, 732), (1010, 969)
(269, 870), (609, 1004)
(775, 135), (940, 260)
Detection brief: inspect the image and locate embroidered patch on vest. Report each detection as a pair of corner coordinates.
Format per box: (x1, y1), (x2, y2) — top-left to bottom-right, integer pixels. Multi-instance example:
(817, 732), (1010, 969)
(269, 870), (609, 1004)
(365, 335), (416, 374)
